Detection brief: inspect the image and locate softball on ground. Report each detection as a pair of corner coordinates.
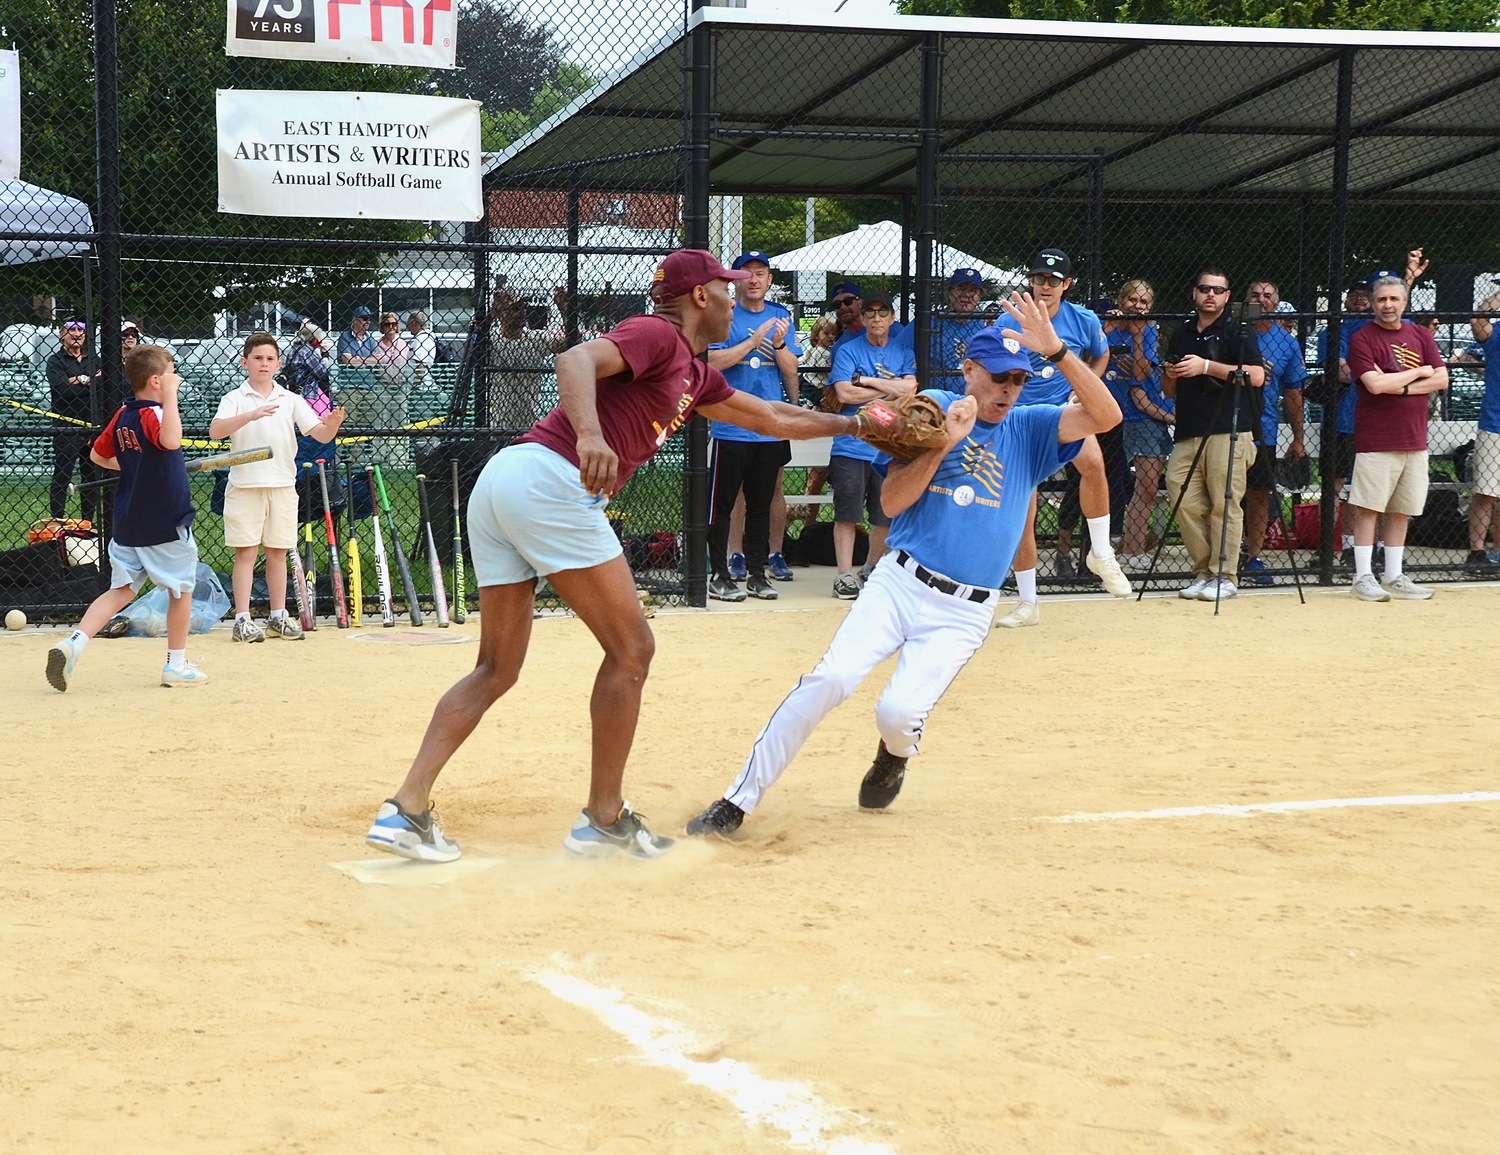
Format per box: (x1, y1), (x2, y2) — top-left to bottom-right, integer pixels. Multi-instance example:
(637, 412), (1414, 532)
(5, 609), (26, 631)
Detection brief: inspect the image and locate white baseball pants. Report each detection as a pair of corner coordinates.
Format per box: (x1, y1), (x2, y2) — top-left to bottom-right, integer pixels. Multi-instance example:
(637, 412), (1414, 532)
(723, 555), (996, 815)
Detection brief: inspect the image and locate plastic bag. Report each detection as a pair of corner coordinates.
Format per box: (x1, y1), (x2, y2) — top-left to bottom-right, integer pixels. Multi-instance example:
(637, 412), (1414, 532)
(104, 563), (231, 637)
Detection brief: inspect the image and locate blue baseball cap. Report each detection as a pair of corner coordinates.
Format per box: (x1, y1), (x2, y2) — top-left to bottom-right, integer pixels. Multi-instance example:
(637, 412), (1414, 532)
(1366, 269), (1401, 287)
(949, 267), (983, 287)
(964, 327), (1031, 376)
(352, 306), (373, 317)
(732, 250), (772, 270)
(829, 280), (862, 304)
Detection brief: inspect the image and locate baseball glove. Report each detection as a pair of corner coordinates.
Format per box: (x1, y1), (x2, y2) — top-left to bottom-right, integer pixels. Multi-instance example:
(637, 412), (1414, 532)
(852, 394), (949, 462)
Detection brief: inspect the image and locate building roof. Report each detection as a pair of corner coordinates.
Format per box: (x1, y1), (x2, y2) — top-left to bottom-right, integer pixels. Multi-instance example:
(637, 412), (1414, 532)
(485, 10), (1500, 201)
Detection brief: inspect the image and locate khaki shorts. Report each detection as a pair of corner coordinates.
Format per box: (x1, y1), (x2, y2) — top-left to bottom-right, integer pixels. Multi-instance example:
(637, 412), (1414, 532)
(1473, 429), (1500, 499)
(224, 483), (299, 549)
(1348, 450), (1429, 516)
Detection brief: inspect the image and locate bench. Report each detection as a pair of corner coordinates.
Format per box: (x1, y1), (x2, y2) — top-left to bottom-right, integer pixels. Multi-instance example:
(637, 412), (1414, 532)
(785, 436), (835, 506)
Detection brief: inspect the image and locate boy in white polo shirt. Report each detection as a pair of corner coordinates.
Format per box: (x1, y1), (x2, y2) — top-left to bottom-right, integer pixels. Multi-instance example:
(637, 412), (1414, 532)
(209, 332), (345, 641)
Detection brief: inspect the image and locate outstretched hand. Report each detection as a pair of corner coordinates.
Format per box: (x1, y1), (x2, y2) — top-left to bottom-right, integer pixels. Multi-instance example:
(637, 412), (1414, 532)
(997, 291), (1063, 357)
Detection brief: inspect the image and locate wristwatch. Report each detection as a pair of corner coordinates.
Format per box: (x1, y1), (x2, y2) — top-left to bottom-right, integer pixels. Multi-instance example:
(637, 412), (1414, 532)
(851, 371), (863, 386)
(1043, 343), (1068, 364)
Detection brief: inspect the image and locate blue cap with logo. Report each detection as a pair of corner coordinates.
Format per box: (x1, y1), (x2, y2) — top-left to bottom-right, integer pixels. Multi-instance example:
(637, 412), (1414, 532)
(949, 267), (984, 287)
(1366, 268), (1401, 287)
(829, 280), (863, 304)
(732, 250), (772, 270)
(964, 326), (1031, 376)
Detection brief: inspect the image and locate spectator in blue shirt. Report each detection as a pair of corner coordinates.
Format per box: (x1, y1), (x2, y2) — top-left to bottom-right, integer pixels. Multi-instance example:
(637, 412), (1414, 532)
(1240, 280), (1308, 584)
(1466, 284), (1500, 576)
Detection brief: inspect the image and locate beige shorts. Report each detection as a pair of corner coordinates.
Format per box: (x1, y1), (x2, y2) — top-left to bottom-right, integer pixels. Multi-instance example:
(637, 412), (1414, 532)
(1349, 450), (1429, 516)
(1472, 429), (1500, 499)
(224, 483), (299, 549)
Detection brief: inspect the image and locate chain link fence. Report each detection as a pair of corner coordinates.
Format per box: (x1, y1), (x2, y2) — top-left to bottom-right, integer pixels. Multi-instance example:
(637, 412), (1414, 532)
(4, 5), (1498, 619)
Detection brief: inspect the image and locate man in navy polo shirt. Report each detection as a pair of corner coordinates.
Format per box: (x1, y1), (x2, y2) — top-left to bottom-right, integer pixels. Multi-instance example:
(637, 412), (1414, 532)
(705, 251), (803, 601)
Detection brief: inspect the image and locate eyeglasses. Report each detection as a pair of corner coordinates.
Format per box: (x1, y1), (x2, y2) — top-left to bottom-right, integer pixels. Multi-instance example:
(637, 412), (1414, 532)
(1195, 284), (1231, 295)
(1029, 274), (1066, 287)
(861, 307), (894, 318)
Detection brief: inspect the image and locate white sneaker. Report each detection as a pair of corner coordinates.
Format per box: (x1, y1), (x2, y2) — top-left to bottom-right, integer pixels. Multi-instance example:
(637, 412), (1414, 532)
(1196, 578), (1238, 601)
(1179, 577), (1210, 600)
(161, 661), (210, 687)
(1351, 574), (1391, 602)
(994, 600), (1040, 629)
(1120, 553), (1155, 570)
(1382, 574), (1435, 600)
(232, 616), (266, 643)
(1086, 551), (1132, 598)
(46, 638), (79, 692)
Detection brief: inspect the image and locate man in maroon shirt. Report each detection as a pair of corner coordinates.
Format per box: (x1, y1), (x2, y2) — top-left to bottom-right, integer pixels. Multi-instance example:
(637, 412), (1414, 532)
(366, 250), (865, 863)
(1345, 274), (1448, 602)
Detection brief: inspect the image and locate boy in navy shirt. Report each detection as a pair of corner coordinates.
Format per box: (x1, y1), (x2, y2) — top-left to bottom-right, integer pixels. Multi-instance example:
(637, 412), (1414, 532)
(46, 345), (208, 691)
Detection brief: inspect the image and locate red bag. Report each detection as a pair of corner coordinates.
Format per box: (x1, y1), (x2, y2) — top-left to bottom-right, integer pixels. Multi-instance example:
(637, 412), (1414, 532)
(1288, 502), (1340, 549)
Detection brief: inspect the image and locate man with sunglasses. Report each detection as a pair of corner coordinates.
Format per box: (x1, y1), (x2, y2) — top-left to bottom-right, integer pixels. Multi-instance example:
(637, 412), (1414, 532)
(685, 292), (1121, 838)
(45, 317), (103, 524)
(1161, 268), (1265, 601)
(995, 249), (1126, 630)
(826, 288), (918, 598)
(828, 281), (865, 349)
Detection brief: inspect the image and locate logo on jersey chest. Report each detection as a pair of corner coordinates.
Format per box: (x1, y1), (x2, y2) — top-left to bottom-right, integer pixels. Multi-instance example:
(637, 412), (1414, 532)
(652, 386), (695, 448)
(952, 484), (975, 506)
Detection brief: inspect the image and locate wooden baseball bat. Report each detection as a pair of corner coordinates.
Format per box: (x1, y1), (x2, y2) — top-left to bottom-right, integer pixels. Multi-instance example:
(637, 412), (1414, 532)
(450, 457), (466, 625)
(366, 465), (395, 628)
(69, 445), (273, 493)
(417, 474), (450, 628)
(344, 459), (362, 627)
(316, 459), (349, 629)
(374, 464), (422, 626)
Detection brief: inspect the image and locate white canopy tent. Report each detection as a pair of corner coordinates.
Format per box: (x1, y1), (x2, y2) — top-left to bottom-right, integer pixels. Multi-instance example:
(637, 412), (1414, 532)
(0, 179), (93, 267)
(770, 221), (1020, 283)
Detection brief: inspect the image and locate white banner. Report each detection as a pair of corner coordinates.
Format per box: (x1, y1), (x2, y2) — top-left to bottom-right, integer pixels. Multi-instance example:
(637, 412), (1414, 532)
(217, 90), (482, 221)
(1, 51), (20, 181)
(225, 0), (457, 70)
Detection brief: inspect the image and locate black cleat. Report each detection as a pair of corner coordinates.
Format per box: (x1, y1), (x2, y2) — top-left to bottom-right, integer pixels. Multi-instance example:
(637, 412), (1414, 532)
(745, 571), (779, 600)
(858, 742), (908, 810)
(686, 798), (745, 837)
(709, 574), (747, 602)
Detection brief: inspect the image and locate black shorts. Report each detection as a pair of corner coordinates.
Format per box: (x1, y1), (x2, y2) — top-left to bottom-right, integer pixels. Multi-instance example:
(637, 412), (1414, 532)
(1246, 444), (1276, 491)
(1334, 432), (1356, 483)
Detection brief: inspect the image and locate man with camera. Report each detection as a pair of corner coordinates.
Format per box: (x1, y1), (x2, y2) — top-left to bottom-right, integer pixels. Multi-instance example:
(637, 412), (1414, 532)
(1162, 269), (1265, 601)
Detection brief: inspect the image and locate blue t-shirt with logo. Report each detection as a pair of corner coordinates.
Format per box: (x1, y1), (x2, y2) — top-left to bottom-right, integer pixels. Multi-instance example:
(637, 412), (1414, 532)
(1105, 325), (1170, 423)
(880, 392), (1083, 588)
(1016, 300), (1107, 408)
(707, 301), (802, 443)
(1478, 327), (1500, 434)
(829, 335), (917, 463)
(1256, 324), (1309, 446)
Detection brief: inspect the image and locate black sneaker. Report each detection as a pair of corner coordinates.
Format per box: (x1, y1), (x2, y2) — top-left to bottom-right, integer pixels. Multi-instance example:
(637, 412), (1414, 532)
(709, 574), (746, 602)
(1054, 553), (1076, 580)
(858, 742), (908, 810)
(685, 798), (745, 837)
(1339, 547), (1355, 570)
(745, 571), (779, 600)
(1466, 549), (1500, 577)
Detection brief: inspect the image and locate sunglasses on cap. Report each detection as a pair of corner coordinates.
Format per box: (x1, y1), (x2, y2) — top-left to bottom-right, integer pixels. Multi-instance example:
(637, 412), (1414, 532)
(63, 321), (87, 331)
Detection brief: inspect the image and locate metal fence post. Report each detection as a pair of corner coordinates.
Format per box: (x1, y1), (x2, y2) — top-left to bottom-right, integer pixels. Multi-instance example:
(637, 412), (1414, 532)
(1319, 47), (1356, 586)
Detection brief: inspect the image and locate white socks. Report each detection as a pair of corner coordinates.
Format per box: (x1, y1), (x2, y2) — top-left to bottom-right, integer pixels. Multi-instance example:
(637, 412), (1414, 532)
(67, 629), (89, 654)
(1383, 545), (1403, 582)
(1354, 545), (1374, 578)
(1087, 515), (1113, 558)
(167, 648), (185, 669)
(1015, 569), (1038, 605)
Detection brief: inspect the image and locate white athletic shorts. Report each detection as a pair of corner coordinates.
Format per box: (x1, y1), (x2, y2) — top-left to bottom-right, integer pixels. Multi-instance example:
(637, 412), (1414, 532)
(109, 525), (199, 596)
(224, 483), (299, 550)
(1473, 429), (1500, 499)
(467, 442), (622, 585)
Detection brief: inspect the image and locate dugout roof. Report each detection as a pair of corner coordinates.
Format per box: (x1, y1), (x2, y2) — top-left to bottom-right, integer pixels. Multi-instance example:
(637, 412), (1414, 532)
(485, 10), (1500, 201)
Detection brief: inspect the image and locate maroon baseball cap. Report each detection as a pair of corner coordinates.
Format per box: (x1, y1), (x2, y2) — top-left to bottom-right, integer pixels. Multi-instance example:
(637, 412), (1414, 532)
(649, 249), (748, 303)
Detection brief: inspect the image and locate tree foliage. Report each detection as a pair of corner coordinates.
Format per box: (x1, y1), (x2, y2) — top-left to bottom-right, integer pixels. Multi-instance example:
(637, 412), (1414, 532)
(897, 0), (1500, 30)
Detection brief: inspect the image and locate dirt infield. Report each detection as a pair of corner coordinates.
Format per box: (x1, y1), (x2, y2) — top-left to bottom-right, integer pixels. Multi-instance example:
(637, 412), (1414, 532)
(4, 577), (1498, 1154)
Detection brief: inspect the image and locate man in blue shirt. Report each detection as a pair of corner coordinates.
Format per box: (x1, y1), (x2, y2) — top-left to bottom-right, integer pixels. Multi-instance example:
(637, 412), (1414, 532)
(825, 288), (918, 599)
(995, 248), (1129, 630)
(1241, 279), (1308, 584)
(893, 267), (990, 386)
(1467, 284), (1500, 576)
(705, 251), (803, 600)
(828, 280), (865, 351)
(685, 295), (1121, 838)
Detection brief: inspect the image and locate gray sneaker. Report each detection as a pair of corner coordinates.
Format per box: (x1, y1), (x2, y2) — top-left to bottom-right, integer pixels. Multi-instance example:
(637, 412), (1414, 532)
(232, 616), (266, 642)
(265, 614), (304, 640)
(1351, 574), (1391, 602)
(1382, 574), (1435, 600)
(832, 573), (861, 600)
(564, 802), (674, 858)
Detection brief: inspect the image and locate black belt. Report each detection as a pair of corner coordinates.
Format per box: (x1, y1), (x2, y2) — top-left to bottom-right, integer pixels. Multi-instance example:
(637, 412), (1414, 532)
(895, 550), (992, 603)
